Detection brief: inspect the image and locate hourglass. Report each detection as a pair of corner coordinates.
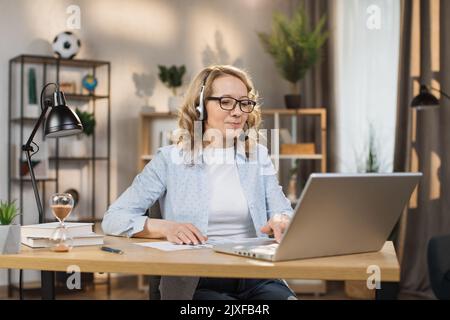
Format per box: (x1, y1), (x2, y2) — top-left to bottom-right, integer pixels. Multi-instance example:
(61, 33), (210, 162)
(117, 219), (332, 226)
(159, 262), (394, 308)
(48, 193), (74, 252)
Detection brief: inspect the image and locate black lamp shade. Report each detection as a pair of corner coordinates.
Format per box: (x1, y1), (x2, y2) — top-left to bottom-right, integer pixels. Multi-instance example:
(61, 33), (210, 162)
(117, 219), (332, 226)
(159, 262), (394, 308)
(44, 91), (83, 138)
(411, 85), (440, 109)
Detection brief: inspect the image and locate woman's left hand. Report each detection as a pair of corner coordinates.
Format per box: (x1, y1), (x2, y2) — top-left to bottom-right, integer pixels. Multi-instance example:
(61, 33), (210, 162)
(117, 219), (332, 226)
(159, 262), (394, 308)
(260, 213), (291, 243)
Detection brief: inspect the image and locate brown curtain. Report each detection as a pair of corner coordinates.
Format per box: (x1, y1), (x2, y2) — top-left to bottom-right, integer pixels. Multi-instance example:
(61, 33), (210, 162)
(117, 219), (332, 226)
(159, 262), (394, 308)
(286, 0), (335, 193)
(395, 0), (450, 299)
(302, 0), (335, 172)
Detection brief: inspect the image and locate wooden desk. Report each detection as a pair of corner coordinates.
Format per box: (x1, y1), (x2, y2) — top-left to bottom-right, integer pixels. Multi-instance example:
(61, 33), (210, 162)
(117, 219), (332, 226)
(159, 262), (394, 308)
(0, 237), (400, 299)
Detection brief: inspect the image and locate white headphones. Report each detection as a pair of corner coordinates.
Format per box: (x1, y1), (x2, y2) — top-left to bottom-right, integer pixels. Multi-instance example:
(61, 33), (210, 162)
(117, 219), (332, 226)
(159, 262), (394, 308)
(195, 73), (210, 121)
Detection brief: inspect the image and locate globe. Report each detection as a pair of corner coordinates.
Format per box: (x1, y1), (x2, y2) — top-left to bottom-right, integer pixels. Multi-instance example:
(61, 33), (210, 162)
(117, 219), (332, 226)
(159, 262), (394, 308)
(82, 74), (98, 93)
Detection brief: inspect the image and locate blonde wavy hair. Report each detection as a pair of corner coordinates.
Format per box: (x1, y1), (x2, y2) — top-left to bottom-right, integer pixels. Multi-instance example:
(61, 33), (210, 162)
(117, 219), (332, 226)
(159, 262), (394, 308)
(176, 65), (262, 161)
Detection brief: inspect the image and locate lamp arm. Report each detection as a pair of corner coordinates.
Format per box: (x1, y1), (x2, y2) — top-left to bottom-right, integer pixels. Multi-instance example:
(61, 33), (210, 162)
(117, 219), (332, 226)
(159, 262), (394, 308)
(23, 103), (49, 151)
(23, 148), (44, 223)
(21, 82), (57, 224)
(22, 104), (49, 223)
(429, 86), (450, 101)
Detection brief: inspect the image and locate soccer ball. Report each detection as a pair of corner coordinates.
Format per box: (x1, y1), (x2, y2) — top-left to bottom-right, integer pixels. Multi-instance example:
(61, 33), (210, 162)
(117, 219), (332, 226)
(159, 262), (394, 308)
(52, 31), (81, 59)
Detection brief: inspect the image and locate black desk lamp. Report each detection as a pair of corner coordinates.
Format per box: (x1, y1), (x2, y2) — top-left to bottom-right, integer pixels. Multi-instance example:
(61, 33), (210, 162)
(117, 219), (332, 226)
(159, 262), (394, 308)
(22, 82), (83, 224)
(20, 83), (82, 300)
(411, 84), (450, 109)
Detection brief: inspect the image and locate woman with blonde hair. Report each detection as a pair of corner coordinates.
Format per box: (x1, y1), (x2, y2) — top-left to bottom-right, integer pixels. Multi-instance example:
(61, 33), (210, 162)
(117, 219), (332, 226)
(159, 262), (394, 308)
(102, 65), (297, 300)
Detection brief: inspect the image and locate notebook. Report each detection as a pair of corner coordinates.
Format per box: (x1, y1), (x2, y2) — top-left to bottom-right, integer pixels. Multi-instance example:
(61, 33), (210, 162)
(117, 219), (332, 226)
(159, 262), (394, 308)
(22, 233), (104, 248)
(21, 222), (94, 238)
(21, 222), (103, 248)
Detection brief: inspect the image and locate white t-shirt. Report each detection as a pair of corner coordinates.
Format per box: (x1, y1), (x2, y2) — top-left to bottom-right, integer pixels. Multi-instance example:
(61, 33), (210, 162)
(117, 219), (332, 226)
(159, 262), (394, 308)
(204, 146), (257, 241)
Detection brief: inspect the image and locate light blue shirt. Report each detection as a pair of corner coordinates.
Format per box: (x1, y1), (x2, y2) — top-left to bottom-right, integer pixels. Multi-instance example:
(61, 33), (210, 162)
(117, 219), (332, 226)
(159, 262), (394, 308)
(102, 143), (293, 239)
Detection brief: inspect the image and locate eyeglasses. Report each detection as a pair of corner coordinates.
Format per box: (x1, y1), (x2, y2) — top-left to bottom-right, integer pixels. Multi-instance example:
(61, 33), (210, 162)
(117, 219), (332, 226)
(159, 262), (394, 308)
(206, 96), (256, 113)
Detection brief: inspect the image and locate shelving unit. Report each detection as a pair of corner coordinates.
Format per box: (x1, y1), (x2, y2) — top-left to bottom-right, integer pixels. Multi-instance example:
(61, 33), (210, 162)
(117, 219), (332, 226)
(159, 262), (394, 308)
(138, 107), (327, 208)
(7, 54), (111, 223)
(7, 54), (112, 297)
(138, 111), (178, 171)
(138, 108), (327, 177)
(261, 108), (327, 173)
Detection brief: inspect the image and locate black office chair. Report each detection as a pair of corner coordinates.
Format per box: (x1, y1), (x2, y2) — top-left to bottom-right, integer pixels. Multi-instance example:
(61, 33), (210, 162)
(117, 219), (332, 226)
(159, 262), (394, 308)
(148, 276), (161, 300)
(427, 233), (450, 300)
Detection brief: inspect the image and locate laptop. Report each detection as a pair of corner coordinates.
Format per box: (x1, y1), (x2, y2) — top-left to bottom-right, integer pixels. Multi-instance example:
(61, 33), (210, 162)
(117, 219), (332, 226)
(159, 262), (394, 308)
(213, 173), (422, 262)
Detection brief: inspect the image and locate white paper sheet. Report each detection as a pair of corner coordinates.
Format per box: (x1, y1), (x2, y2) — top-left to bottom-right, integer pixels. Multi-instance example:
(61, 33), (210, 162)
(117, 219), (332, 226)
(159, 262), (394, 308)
(134, 237), (271, 251)
(205, 237), (265, 245)
(134, 241), (213, 251)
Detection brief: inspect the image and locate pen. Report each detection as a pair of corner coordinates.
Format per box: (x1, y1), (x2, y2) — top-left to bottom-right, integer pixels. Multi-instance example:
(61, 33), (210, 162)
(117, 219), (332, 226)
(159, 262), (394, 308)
(101, 246), (124, 254)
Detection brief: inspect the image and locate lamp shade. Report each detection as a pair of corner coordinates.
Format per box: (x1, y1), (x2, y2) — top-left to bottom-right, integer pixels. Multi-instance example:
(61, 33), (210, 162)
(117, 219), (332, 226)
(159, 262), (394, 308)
(411, 85), (440, 109)
(44, 91), (83, 138)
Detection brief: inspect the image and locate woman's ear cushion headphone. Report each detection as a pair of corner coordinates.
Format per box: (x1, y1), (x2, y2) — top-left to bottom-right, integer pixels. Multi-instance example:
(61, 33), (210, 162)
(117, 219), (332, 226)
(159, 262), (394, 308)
(196, 84), (206, 121)
(196, 73), (210, 121)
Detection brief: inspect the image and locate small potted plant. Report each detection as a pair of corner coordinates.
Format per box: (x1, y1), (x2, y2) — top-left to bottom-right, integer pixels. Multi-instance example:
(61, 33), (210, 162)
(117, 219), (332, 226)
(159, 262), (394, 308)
(356, 124), (382, 173)
(0, 200), (21, 254)
(158, 65), (186, 112)
(68, 108), (96, 157)
(258, 5), (328, 108)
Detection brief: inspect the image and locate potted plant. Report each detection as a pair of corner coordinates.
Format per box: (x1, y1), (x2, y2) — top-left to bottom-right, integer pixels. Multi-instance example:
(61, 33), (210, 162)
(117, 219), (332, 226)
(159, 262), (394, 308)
(258, 5), (328, 108)
(0, 200), (21, 254)
(158, 65), (186, 112)
(365, 135), (380, 173)
(69, 108), (96, 157)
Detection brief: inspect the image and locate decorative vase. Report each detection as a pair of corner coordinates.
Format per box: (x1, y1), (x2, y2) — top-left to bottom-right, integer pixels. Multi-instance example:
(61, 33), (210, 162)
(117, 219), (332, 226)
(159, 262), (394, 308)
(141, 105), (155, 113)
(285, 94), (302, 109)
(26, 104), (40, 118)
(168, 96), (183, 113)
(0, 224), (21, 254)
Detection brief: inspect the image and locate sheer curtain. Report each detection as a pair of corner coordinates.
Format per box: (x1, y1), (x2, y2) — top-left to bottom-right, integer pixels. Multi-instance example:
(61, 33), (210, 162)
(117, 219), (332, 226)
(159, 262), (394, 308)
(332, 0), (400, 173)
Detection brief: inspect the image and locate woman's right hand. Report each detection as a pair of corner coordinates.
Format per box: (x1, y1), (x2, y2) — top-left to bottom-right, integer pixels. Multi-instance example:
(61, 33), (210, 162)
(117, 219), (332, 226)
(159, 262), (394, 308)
(161, 221), (208, 245)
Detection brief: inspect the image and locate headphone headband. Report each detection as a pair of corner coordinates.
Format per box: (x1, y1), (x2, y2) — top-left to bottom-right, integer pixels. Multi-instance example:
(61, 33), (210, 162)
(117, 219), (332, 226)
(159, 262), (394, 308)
(196, 71), (211, 121)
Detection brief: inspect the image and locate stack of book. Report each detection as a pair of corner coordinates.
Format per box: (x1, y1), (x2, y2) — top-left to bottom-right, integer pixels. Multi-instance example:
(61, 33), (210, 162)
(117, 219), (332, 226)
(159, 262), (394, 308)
(21, 222), (104, 248)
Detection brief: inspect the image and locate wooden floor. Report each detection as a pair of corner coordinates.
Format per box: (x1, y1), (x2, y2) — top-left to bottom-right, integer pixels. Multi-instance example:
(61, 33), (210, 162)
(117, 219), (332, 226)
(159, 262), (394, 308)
(1, 277), (350, 300)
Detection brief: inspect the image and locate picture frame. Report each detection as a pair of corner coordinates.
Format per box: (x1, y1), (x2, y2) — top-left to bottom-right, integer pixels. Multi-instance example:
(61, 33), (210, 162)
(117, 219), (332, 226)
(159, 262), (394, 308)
(60, 81), (77, 94)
